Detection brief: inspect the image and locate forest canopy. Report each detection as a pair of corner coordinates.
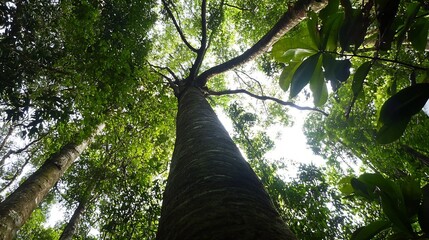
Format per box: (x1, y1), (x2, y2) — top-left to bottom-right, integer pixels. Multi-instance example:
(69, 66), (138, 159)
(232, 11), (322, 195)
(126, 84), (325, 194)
(1, 0), (428, 239)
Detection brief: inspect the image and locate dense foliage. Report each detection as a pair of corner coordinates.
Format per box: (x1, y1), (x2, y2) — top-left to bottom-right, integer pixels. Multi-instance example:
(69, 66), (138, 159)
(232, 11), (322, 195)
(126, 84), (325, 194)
(1, 0), (428, 239)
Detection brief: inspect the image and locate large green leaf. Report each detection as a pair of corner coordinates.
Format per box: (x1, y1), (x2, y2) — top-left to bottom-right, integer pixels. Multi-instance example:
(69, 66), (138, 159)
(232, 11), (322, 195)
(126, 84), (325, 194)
(290, 53), (322, 98)
(272, 38), (318, 63)
(307, 11), (321, 49)
(320, 12), (343, 51)
(396, 3), (420, 51)
(309, 55), (327, 106)
(279, 62), (300, 91)
(319, 0), (339, 22)
(379, 191), (413, 235)
(351, 178), (375, 201)
(375, 0), (400, 50)
(400, 177), (421, 217)
(409, 18), (429, 52)
(357, 174), (412, 234)
(339, 9), (365, 51)
(338, 176), (354, 196)
(334, 59), (351, 82)
(352, 61), (372, 98)
(379, 83), (429, 125)
(351, 220), (391, 240)
(357, 173), (400, 199)
(418, 184), (429, 235)
(376, 116), (411, 144)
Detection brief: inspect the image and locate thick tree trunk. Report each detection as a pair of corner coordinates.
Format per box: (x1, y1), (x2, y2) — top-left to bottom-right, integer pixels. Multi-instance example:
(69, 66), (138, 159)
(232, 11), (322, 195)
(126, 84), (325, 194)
(156, 87), (295, 240)
(0, 124), (104, 240)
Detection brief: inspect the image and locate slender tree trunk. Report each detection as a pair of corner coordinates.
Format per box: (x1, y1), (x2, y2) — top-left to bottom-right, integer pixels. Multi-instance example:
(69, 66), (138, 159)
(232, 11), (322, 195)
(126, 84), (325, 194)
(59, 179), (97, 240)
(0, 124), (104, 240)
(59, 198), (87, 240)
(156, 87), (296, 240)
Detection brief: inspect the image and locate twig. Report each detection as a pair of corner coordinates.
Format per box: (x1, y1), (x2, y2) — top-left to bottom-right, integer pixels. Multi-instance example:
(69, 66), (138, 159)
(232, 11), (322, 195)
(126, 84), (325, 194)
(208, 89), (329, 116)
(224, 2), (252, 11)
(327, 51), (428, 70)
(147, 63), (180, 95)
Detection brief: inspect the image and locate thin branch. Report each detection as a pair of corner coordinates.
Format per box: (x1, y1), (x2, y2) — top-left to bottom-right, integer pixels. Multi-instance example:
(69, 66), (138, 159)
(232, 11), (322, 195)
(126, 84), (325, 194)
(234, 69), (265, 96)
(0, 124), (15, 153)
(328, 51), (428, 70)
(147, 63), (180, 95)
(161, 0), (198, 53)
(208, 89), (329, 116)
(195, 0), (328, 87)
(0, 136), (43, 168)
(224, 2), (252, 11)
(147, 62), (180, 82)
(0, 148), (36, 194)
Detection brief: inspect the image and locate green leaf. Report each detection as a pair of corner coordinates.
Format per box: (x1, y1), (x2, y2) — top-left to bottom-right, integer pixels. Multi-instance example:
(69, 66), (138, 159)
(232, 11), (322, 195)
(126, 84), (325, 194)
(352, 61), (372, 98)
(334, 59), (351, 82)
(375, 0), (400, 51)
(290, 53), (321, 98)
(396, 3), (420, 50)
(409, 18), (429, 52)
(307, 11), (320, 49)
(322, 53), (337, 81)
(339, 9), (365, 51)
(279, 62), (300, 91)
(379, 83), (429, 125)
(319, 0), (340, 21)
(356, 174), (412, 234)
(351, 178), (374, 201)
(272, 38), (318, 63)
(376, 116), (411, 144)
(309, 55), (327, 106)
(351, 220), (391, 240)
(380, 191), (413, 234)
(338, 176), (354, 196)
(280, 48), (318, 63)
(321, 12), (343, 51)
(418, 184), (429, 234)
(400, 177), (421, 217)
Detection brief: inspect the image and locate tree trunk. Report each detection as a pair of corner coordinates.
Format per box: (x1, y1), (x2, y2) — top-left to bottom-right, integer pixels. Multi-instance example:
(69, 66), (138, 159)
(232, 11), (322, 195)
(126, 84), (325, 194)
(59, 178), (97, 240)
(0, 124), (104, 240)
(59, 199), (87, 240)
(156, 87), (295, 240)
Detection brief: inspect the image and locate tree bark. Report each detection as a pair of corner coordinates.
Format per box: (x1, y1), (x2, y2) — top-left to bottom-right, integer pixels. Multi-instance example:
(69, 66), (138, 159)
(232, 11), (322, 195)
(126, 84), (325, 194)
(156, 87), (296, 240)
(59, 178), (97, 240)
(0, 124), (104, 240)
(59, 199), (87, 240)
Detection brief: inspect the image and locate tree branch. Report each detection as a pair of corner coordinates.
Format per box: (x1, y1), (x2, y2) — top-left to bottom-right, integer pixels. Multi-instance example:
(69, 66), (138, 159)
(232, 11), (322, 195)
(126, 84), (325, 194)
(147, 63), (180, 95)
(162, 0), (198, 53)
(224, 2), (252, 11)
(195, 0), (327, 87)
(187, 0), (208, 82)
(208, 89), (329, 116)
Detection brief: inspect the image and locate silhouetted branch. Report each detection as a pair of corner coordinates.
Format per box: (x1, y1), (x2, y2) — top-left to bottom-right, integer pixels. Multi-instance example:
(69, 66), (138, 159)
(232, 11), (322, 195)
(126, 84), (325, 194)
(208, 89), (329, 116)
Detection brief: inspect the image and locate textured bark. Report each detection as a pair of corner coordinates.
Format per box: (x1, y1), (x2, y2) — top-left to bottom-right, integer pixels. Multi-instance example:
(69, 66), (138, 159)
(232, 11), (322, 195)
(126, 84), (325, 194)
(156, 87), (296, 240)
(0, 124), (104, 240)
